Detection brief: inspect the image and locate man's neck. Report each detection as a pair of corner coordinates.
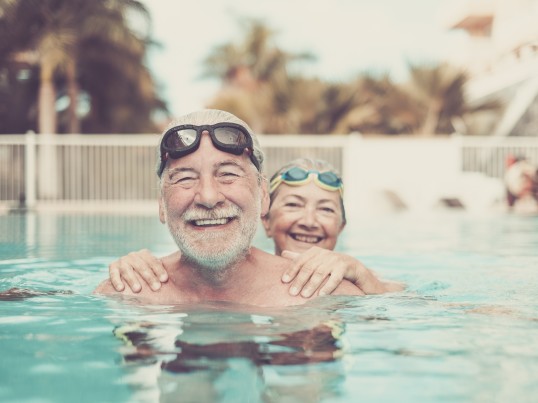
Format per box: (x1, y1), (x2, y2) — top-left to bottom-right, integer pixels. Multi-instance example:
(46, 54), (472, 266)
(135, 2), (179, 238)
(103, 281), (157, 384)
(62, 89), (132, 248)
(171, 248), (256, 298)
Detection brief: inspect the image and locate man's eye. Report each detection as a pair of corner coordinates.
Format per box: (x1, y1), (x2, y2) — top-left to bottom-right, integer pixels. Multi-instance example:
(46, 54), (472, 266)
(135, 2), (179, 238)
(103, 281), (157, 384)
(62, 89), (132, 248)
(218, 171), (241, 182)
(169, 175), (195, 184)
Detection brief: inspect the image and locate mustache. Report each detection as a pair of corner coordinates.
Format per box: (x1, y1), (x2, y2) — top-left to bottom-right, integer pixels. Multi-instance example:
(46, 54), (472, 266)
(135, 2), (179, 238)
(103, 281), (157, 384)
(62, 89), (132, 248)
(182, 204), (242, 221)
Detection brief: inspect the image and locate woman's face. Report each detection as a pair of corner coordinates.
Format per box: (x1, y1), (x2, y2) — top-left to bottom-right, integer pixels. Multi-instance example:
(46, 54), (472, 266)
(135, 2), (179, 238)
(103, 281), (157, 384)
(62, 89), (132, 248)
(262, 181), (345, 256)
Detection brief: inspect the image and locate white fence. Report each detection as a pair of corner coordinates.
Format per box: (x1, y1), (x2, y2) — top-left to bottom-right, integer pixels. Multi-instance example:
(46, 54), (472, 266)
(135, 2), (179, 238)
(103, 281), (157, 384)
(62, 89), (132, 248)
(1, 132), (537, 217)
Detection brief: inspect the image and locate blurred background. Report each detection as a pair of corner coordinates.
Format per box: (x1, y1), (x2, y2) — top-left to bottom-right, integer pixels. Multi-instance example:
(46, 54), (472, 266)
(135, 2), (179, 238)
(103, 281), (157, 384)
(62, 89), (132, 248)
(1, 0), (537, 216)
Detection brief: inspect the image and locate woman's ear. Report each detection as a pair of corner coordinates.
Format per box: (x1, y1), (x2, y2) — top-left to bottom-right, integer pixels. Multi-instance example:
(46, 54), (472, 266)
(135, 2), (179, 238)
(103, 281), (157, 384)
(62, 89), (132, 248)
(338, 220), (346, 235)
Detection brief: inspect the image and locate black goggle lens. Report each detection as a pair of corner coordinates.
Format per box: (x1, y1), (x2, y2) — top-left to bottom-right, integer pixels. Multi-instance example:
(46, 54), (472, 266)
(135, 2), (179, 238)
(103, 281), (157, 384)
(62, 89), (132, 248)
(213, 127), (248, 148)
(158, 124), (260, 176)
(164, 129), (197, 149)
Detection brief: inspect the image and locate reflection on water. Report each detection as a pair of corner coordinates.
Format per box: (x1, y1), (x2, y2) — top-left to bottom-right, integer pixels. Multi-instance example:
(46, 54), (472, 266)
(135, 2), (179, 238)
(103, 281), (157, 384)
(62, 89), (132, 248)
(111, 301), (351, 402)
(1, 212), (538, 402)
(0, 212), (174, 260)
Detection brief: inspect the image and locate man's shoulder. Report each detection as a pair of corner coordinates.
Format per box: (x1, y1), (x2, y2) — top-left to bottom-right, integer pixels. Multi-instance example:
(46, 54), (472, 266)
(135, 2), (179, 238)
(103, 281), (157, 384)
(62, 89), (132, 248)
(249, 248), (292, 274)
(332, 279), (366, 296)
(93, 279), (116, 295)
(93, 278), (148, 297)
(93, 277), (176, 303)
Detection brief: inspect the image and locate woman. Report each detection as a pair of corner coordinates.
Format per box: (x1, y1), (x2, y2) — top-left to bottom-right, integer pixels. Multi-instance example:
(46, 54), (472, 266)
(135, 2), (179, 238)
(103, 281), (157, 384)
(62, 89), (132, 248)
(109, 158), (403, 296)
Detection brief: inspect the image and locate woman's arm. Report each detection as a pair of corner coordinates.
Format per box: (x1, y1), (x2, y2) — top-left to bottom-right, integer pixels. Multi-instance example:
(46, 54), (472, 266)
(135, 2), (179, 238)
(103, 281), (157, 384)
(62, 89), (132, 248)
(281, 246), (405, 297)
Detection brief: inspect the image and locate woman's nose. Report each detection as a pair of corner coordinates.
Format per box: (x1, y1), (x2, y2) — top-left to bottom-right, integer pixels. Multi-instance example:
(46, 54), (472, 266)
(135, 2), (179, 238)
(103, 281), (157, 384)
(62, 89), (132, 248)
(297, 206), (319, 229)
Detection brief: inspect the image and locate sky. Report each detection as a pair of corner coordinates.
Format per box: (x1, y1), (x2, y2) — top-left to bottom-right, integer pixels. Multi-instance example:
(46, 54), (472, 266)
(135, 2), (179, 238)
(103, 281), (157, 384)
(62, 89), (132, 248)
(142, 0), (467, 118)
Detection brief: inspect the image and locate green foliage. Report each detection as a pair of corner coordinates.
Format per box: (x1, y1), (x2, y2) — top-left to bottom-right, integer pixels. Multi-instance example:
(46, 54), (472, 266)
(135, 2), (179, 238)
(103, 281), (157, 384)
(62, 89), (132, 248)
(204, 18), (498, 135)
(0, 0), (168, 134)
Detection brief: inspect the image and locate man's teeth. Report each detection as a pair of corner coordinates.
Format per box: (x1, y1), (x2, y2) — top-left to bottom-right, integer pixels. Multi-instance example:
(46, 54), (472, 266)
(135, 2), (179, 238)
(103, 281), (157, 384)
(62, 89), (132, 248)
(193, 218), (229, 226)
(292, 234), (321, 243)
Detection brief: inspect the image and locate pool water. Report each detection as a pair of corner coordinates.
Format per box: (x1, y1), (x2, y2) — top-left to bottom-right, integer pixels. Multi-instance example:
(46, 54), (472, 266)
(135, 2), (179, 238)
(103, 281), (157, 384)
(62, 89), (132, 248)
(1, 212), (537, 402)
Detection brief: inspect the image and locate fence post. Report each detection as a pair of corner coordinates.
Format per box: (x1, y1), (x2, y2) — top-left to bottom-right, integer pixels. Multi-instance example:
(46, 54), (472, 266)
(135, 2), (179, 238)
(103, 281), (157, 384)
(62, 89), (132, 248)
(25, 130), (37, 209)
(341, 133), (362, 220)
(451, 133), (464, 177)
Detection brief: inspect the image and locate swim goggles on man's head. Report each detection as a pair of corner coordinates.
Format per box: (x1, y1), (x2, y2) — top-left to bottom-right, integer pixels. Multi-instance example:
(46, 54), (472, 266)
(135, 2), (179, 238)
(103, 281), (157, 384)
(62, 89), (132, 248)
(158, 123), (261, 176)
(269, 166), (344, 196)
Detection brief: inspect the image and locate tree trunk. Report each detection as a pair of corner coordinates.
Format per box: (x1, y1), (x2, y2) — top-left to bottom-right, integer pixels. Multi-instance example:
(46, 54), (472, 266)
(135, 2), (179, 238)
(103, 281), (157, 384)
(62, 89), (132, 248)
(419, 99), (441, 136)
(37, 67), (59, 199)
(38, 70), (57, 134)
(66, 60), (80, 134)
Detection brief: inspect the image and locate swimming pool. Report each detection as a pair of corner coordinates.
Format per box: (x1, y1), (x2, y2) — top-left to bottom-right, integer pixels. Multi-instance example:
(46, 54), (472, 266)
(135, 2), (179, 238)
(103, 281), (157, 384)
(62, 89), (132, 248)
(1, 212), (537, 402)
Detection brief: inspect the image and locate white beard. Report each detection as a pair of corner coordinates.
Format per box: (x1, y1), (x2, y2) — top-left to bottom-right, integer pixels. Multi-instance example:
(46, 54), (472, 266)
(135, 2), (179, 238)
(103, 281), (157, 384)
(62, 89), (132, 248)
(165, 196), (261, 282)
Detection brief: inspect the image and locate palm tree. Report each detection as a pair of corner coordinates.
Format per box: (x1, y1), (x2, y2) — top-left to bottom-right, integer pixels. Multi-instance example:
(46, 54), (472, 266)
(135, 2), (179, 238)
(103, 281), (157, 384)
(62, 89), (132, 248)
(203, 18), (315, 133)
(406, 63), (464, 134)
(0, 0), (164, 134)
(0, 0), (166, 200)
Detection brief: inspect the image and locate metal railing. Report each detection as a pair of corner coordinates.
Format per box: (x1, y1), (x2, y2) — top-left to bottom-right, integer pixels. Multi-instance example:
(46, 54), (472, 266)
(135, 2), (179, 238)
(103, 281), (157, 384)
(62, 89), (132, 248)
(1, 132), (537, 213)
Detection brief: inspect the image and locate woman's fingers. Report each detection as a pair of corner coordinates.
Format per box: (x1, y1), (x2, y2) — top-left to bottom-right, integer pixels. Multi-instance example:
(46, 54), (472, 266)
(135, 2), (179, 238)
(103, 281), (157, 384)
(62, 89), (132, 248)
(127, 251), (162, 291)
(317, 271), (346, 296)
(298, 267), (332, 297)
(286, 248), (331, 296)
(109, 257), (141, 292)
(137, 249), (168, 284)
(283, 247), (353, 297)
(280, 250), (301, 282)
(288, 261), (324, 296)
(109, 260), (126, 291)
(108, 249), (167, 293)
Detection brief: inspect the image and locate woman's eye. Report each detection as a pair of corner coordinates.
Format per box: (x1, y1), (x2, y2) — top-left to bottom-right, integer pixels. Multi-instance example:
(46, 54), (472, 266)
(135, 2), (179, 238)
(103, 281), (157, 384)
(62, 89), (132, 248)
(320, 207), (336, 213)
(284, 202), (301, 208)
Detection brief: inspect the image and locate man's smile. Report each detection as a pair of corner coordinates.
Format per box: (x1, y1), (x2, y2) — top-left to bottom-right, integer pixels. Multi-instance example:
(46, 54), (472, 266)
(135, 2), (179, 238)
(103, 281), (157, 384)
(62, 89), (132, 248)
(190, 217), (234, 227)
(182, 205), (242, 229)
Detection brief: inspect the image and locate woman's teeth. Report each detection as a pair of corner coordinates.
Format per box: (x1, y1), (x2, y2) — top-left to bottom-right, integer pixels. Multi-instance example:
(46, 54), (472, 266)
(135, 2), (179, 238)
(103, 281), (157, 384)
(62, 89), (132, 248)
(291, 234), (321, 243)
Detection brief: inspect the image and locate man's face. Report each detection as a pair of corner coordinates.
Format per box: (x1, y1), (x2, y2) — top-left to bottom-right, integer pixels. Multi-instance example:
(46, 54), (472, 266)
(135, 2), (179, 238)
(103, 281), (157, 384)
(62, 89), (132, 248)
(159, 132), (268, 274)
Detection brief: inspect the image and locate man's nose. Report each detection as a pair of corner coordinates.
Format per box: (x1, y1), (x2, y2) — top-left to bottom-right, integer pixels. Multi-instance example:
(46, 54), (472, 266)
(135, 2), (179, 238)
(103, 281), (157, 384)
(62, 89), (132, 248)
(194, 176), (225, 209)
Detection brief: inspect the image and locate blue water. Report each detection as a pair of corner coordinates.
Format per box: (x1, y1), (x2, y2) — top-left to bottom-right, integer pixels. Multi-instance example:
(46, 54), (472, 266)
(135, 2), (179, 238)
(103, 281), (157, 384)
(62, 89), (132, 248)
(1, 212), (537, 402)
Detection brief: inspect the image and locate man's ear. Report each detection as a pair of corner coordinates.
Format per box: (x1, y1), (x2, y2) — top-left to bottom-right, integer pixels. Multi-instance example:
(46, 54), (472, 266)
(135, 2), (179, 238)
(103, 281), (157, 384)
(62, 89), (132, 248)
(261, 212), (272, 237)
(259, 177), (272, 237)
(158, 197), (166, 224)
(260, 176), (270, 218)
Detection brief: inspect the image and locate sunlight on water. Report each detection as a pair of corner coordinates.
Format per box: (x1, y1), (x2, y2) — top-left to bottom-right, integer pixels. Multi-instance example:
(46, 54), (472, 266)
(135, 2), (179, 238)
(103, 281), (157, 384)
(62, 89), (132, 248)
(0, 212), (537, 402)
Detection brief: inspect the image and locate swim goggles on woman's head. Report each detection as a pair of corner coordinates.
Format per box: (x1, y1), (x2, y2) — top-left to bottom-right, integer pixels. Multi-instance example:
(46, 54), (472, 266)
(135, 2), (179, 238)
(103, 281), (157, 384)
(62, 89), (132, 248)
(269, 166), (344, 196)
(158, 123), (261, 176)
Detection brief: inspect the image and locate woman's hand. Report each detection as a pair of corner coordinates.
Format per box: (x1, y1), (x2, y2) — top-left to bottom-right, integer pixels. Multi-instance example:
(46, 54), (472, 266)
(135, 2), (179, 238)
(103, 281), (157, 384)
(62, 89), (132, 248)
(109, 249), (168, 292)
(281, 246), (404, 297)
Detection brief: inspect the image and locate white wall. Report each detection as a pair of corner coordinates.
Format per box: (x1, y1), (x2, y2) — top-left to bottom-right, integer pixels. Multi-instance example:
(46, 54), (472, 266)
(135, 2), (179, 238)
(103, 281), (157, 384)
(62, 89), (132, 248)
(342, 135), (504, 218)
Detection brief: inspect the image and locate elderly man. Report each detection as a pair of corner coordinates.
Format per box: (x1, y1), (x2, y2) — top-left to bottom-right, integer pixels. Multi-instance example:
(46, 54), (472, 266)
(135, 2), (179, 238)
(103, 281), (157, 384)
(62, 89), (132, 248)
(95, 109), (363, 306)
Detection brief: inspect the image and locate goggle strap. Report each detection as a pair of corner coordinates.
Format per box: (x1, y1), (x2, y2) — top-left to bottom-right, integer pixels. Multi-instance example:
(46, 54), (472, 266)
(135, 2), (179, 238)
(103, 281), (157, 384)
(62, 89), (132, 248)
(269, 173), (344, 196)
